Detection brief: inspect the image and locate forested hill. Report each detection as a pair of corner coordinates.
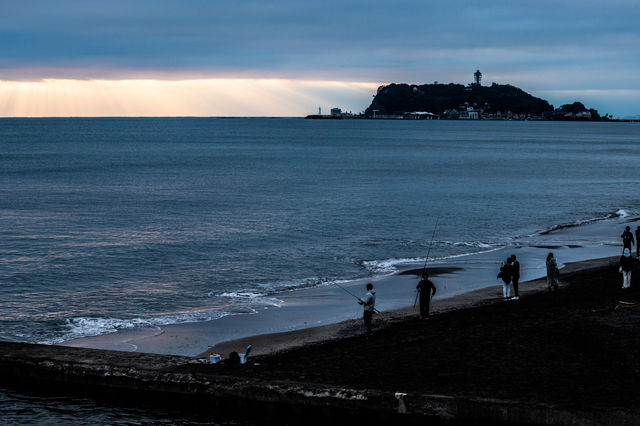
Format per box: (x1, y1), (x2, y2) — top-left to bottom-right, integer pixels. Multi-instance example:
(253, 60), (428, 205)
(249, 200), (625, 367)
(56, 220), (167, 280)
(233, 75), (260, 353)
(365, 83), (553, 117)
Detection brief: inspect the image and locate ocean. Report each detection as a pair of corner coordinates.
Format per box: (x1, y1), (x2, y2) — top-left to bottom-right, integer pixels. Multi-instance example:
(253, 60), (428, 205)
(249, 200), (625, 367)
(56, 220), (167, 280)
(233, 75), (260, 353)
(1, 118), (639, 421)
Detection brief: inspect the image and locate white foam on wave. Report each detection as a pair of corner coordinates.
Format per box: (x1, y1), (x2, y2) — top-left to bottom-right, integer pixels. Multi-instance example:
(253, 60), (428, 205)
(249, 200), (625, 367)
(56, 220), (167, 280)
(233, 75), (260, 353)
(363, 246), (505, 274)
(40, 309), (237, 345)
(441, 240), (495, 249)
(216, 291), (284, 307)
(617, 209), (631, 218)
(536, 210), (635, 236)
(363, 257), (424, 274)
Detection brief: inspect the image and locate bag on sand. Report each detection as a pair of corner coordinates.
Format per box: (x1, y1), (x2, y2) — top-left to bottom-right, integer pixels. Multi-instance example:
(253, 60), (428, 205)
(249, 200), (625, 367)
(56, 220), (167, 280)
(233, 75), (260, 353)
(226, 351), (241, 367)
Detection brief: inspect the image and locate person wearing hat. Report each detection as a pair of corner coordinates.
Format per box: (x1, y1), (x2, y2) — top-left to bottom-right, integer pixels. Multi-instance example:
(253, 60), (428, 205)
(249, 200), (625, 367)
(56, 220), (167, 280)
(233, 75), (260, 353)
(621, 226), (634, 254)
(619, 248), (635, 289)
(416, 272), (437, 319)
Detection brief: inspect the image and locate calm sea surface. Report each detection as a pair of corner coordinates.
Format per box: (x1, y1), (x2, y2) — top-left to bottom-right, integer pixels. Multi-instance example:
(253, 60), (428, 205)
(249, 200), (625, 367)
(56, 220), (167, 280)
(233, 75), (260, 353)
(1, 118), (639, 421)
(1, 118), (639, 345)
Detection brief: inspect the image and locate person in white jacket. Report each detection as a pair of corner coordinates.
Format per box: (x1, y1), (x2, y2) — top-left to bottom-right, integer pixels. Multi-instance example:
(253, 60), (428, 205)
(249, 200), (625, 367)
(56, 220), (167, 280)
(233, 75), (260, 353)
(359, 283), (376, 332)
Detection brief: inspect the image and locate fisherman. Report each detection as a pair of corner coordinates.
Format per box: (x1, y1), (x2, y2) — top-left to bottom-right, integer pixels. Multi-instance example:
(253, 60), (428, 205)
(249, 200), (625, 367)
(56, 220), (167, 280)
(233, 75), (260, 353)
(619, 248), (635, 289)
(510, 254), (520, 300)
(621, 226), (635, 254)
(546, 252), (559, 291)
(636, 226), (640, 257)
(358, 283), (376, 332)
(416, 272), (437, 320)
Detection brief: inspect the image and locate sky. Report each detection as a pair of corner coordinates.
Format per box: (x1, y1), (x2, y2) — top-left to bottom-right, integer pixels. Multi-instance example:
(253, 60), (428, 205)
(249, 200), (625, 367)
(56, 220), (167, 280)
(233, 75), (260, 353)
(1, 0), (639, 117)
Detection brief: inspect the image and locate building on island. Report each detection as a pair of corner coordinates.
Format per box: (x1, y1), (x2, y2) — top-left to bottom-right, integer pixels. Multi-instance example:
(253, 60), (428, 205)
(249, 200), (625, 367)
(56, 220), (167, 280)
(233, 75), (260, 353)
(474, 69), (482, 86)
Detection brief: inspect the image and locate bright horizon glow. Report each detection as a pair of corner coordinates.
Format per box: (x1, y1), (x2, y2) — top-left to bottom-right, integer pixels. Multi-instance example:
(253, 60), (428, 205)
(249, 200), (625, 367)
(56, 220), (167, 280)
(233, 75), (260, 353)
(0, 78), (380, 117)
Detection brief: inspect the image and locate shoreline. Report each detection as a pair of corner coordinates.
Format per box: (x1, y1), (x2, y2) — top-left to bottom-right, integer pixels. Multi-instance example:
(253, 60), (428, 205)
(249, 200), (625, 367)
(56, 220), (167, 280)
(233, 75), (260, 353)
(63, 215), (631, 357)
(202, 256), (618, 358)
(2, 252), (638, 425)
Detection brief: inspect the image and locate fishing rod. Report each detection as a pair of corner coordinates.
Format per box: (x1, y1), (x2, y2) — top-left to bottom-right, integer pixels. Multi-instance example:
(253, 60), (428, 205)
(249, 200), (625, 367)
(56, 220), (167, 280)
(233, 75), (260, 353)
(415, 214), (440, 308)
(422, 214), (440, 275)
(334, 282), (381, 314)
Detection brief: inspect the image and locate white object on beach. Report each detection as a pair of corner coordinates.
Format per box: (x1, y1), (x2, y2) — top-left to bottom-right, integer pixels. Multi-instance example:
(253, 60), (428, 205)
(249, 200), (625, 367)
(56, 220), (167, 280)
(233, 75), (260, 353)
(209, 354), (221, 364)
(238, 344), (252, 364)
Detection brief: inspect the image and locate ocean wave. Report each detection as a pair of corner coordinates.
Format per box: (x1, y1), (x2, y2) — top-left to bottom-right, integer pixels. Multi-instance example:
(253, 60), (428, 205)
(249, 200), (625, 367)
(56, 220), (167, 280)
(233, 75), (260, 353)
(363, 246), (504, 274)
(216, 291), (284, 307)
(440, 240), (496, 249)
(362, 257), (424, 274)
(40, 310), (237, 345)
(617, 209), (631, 218)
(538, 210), (631, 235)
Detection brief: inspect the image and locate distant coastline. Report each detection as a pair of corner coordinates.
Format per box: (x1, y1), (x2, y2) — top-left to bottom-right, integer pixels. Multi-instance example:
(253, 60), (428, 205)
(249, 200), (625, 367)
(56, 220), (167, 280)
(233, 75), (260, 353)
(308, 71), (629, 122)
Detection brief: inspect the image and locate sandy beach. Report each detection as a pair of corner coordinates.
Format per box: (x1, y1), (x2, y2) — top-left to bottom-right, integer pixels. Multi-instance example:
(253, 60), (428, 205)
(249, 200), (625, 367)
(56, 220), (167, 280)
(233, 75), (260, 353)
(64, 216), (632, 357)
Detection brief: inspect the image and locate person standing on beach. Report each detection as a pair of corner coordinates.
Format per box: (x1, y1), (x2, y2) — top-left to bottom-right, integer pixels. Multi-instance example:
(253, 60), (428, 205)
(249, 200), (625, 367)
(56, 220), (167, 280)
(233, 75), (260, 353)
(416, 272), (437, 320)
(358, 283), (376, 332)
(636, 226), (640, 257)
(510, 255), (520, 300)
(621, 226), (634, 254)
(619, 248), (635, 289)
(546, 252), (559, 291)
(498, 258), (513, 299)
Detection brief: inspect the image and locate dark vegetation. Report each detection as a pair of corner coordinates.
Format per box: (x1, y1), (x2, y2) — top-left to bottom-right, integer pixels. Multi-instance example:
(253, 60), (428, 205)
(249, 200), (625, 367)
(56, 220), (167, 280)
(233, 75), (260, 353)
(363, 83), (610, 120)
(365, 83), (554, 117)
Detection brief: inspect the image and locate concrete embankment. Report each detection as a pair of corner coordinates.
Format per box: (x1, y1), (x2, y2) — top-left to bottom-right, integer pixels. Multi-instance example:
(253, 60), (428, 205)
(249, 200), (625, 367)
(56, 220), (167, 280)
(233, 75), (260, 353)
(1, 340), (637, 425)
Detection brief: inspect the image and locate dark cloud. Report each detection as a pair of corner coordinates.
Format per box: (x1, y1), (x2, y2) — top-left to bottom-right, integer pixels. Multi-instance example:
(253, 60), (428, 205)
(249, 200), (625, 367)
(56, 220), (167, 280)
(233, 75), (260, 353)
(0, 0), (637, 75)
(1, 0), (638, 115)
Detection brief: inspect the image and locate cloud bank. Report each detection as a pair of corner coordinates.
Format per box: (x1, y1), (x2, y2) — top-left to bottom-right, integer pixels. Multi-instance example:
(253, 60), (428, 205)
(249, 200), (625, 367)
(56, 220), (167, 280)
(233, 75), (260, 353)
(1, 0), (638, 116)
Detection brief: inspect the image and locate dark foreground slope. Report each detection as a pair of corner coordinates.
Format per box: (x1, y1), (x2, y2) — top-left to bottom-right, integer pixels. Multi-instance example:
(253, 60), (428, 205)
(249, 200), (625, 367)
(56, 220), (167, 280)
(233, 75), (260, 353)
(237, 258), (640, 406)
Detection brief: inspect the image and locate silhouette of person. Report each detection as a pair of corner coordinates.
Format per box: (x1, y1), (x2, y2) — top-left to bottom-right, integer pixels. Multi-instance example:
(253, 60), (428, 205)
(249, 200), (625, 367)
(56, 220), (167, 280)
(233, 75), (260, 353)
(510, 254), (520, 300)
(416, 272), (437, 319)
(621, 226), (635, 254)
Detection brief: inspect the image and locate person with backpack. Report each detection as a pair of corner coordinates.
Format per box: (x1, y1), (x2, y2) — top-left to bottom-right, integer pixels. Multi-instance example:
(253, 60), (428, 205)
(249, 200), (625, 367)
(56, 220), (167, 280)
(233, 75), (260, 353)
(358, 283), (376, 332)
(498, 257), (513, 299)
(416, 272), (437, 320)
(546, 252), (559, 291)
(619, 248), (635, 289)
(510, 254), (520, 300)
(621, 226), (634, 254)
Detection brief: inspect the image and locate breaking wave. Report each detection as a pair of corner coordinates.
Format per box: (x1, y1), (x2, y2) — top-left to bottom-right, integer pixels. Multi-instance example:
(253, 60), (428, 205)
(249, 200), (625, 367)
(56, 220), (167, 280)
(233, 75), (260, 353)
(39, 310), (243, 345)
(538, 210), (631, 235)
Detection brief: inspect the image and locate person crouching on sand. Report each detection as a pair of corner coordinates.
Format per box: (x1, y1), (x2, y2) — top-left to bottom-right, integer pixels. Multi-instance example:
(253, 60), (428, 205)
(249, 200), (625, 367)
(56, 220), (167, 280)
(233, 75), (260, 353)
(546, 252), (559, 291)
(358, 283), (376, 332)
(498, 257), (512, 299)
(619, 248), (635, 289)
(416, 272), (436, 320)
